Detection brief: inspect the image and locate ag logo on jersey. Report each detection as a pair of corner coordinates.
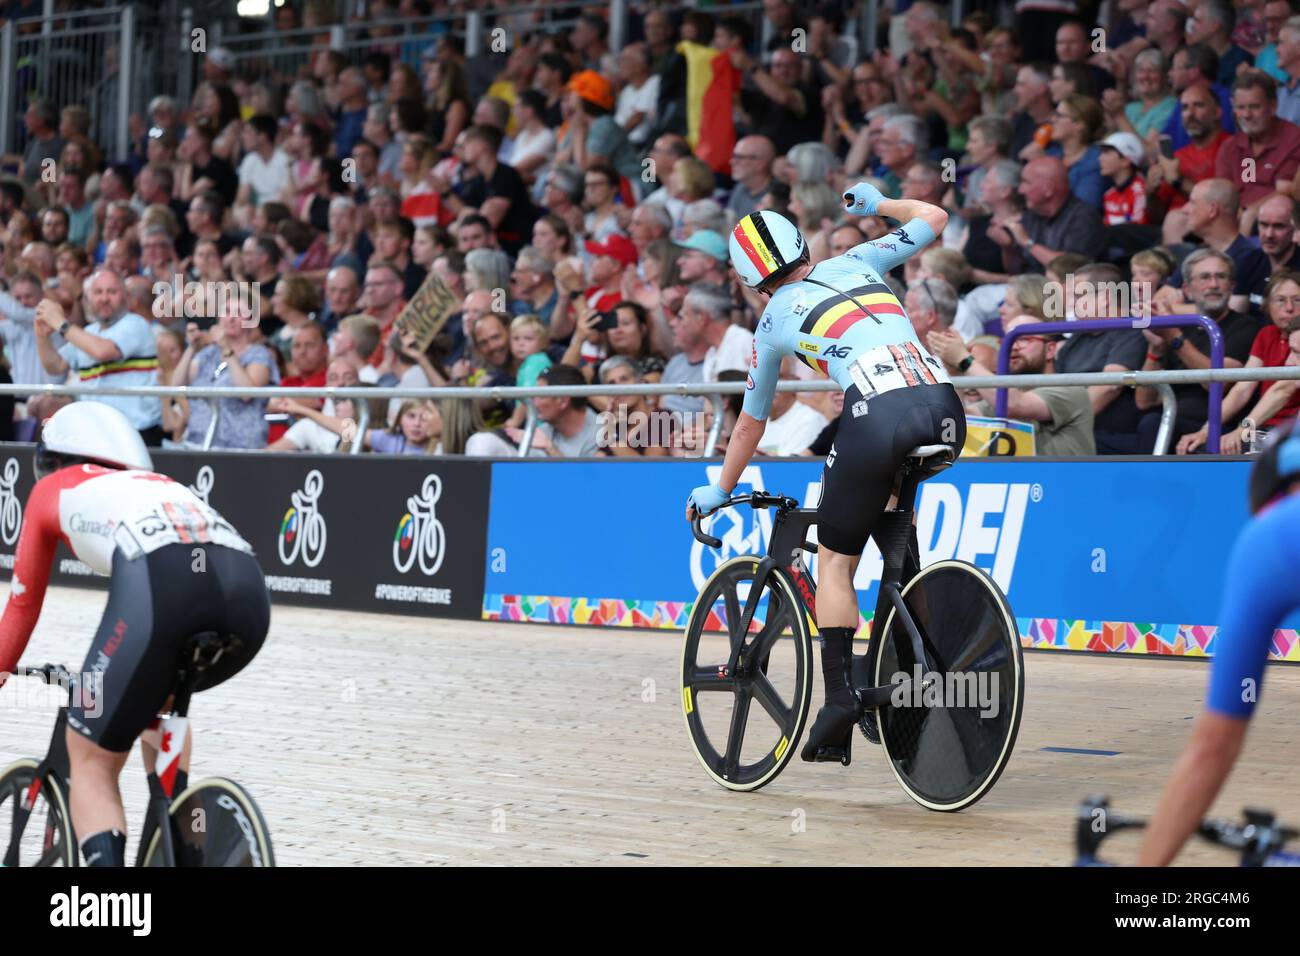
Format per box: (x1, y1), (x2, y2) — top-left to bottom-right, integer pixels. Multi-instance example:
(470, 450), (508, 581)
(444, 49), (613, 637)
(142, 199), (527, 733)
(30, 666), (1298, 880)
(278, 469), (327, 568)
(823, 344), (851, 359)
(393, 474), (446, 576)
(0, 458), (22, 546)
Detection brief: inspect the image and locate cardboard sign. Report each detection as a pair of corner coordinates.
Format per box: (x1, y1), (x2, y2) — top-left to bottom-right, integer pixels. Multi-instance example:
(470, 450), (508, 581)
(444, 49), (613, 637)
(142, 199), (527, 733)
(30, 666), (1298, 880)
(963, 416), (1038, 457)
(395, 271), (459, 351)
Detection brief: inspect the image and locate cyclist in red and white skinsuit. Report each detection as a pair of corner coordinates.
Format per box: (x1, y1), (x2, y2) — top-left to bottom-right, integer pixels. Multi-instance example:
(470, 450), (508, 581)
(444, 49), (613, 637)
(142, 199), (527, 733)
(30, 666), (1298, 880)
(0, 402), (270, 867)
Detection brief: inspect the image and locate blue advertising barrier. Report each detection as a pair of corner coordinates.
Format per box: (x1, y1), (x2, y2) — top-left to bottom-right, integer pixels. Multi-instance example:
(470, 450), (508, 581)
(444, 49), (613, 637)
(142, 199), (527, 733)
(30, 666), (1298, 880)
(483, 458), (1300, 660)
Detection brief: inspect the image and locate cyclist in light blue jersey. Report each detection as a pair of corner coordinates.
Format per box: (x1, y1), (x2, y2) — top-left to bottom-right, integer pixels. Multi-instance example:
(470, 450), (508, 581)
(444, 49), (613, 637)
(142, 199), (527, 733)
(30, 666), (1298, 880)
(686, 183), (966, 765)
(1140, 420), (1300, 865)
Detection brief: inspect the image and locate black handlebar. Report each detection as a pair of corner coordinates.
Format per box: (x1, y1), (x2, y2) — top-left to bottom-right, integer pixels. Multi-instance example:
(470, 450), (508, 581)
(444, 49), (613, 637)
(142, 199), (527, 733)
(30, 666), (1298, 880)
(689, 492), (806, 550)
(1075, 795), (1299, 865)
(16, 664), (78, 703)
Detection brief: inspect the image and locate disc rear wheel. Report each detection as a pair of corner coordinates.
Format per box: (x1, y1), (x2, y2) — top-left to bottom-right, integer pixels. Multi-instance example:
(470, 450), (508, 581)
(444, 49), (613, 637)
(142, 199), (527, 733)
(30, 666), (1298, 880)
(873, 561), (1024, 811)
(141, 777), (274, 867)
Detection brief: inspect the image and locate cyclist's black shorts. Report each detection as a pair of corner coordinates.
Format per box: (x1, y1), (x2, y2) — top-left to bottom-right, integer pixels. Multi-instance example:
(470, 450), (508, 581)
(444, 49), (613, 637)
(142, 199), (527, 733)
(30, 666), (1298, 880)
(67, 543), (271, 752)
(817, 382), (966, 557)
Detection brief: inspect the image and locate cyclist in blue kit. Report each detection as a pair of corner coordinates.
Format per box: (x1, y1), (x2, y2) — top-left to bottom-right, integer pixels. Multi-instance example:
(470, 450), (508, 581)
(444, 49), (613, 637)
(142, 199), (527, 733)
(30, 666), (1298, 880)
(1139, 420), (1300, 865)
(686, 182), (964, 765)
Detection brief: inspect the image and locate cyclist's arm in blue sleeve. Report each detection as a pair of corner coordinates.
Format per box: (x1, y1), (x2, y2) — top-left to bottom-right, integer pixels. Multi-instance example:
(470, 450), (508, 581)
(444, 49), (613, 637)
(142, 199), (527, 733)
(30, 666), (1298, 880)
(740, 328), (781, 421)
(1205, 503), (1300, 718)
(845, 217), (937, 276)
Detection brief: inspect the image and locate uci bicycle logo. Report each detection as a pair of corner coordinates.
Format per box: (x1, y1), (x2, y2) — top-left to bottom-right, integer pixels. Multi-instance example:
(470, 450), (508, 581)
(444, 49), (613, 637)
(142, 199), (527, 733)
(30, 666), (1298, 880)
(393, 474), (446, 575)
(278, 469), (327, 568)
(0, 458), (22, 546)
(189, 465), (214, 504)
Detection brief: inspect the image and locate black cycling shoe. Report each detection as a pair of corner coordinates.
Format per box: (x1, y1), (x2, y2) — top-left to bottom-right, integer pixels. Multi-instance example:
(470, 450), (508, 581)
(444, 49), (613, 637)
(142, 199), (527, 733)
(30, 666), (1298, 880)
(800, 700), (861, 765)
(802, 627), (861, 765)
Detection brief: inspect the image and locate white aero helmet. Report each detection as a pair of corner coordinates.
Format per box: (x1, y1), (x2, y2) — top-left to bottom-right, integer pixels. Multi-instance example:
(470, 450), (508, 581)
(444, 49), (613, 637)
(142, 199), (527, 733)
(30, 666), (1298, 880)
(36, 401), (153, 479)
(729, 210), (808, 290)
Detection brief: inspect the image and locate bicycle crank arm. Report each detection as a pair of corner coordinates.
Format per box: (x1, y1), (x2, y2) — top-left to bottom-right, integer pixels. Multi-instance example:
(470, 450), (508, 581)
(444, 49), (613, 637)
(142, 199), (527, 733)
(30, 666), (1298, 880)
(856, 674), (937, 709)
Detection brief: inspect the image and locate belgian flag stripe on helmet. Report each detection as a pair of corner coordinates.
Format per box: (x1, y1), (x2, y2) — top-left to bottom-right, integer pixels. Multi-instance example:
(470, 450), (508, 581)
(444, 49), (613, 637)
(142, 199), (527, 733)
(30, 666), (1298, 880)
(749, 213), (787, 268)
(734, 216), (781, 278)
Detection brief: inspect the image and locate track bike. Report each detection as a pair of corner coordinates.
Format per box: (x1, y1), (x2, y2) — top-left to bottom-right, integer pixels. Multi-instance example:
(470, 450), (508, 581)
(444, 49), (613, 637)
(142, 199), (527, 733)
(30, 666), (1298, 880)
(1, 632), (274, 866)
(681, 443), (1024, 811)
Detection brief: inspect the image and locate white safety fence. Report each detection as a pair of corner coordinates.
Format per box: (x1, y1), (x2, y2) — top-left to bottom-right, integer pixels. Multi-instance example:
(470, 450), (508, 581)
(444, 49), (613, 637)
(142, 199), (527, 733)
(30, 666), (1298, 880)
(2, 366), (1297, 456)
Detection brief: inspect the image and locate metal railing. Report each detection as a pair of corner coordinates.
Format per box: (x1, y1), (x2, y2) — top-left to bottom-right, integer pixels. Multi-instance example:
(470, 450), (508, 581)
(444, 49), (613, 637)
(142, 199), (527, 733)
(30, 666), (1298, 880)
(0, 0), (917, 165)
(997, 315), (1226, 452)
(0, 3), (184, 162)
(209, 3), (586, 78)
(6, 365), (1298, 457)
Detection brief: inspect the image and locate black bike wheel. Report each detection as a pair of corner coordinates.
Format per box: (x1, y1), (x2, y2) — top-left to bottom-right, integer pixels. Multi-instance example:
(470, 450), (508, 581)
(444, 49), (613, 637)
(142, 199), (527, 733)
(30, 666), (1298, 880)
(872, 561), (1024, 812)
(0, 759), (77, 867)
(141, 777), (275, 867)
(681, 557), (813, 792)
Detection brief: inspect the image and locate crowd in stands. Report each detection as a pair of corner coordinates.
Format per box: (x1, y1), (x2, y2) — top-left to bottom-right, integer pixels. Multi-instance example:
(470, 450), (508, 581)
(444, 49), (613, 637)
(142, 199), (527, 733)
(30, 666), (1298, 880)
(1, 0), (1298, 458)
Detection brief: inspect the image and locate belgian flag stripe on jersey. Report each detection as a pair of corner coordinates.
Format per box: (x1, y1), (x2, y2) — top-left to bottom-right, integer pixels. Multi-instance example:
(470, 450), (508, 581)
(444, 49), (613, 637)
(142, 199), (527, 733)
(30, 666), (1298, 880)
(798, 282), (905, 335)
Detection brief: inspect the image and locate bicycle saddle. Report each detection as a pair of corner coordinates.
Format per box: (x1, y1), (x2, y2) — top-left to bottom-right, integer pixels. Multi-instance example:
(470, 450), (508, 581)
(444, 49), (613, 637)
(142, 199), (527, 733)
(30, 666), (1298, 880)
(185, 631), (242, 670)
(904, 444), (956, 478)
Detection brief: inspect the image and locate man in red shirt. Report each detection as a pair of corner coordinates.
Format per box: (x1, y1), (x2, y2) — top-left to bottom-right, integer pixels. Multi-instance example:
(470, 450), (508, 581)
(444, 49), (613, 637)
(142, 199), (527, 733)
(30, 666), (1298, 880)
(267, 322), (329, 444)
(1149, 84), (1231, 244)
(582, 233), (637, 312)
(1215, 71), (1300, 218)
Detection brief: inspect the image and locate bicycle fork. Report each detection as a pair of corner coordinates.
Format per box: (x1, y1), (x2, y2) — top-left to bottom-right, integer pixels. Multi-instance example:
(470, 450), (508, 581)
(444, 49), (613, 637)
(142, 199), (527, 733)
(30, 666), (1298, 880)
(3, 707), (74, 867)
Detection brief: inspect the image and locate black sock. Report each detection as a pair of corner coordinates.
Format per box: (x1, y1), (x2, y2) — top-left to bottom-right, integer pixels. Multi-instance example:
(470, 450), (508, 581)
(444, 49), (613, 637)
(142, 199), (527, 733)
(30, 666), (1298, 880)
(818, 626), (857, 708)
(81, 829), (126, 867)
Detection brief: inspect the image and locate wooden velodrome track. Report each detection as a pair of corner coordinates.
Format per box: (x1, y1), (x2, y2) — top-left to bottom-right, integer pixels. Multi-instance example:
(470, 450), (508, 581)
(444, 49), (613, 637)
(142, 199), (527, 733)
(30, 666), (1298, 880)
(2, 587), (1297, 866)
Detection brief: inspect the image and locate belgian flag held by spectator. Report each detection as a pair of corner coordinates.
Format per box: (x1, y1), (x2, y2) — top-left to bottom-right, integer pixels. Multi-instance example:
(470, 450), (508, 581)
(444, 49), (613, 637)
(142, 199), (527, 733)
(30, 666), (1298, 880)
(676, 40), (740, 177)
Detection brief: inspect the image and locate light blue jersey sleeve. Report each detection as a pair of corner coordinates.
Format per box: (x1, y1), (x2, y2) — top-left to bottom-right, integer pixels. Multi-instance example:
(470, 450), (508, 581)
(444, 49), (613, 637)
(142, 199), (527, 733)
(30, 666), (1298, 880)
(1205, 495), (1300, 718)
(741, 324), (781, 422)
(843, 218), (936, 277)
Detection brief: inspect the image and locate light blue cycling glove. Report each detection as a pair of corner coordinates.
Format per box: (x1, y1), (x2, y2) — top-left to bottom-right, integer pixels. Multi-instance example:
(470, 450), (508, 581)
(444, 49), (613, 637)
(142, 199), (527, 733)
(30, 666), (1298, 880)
(688, 483), (731, 516)
(843, 181), (887, 216)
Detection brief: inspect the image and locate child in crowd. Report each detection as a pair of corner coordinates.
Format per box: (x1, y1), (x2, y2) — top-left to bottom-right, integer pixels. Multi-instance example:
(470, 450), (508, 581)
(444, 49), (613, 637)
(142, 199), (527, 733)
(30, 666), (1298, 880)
(363, 399), (442, 454)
